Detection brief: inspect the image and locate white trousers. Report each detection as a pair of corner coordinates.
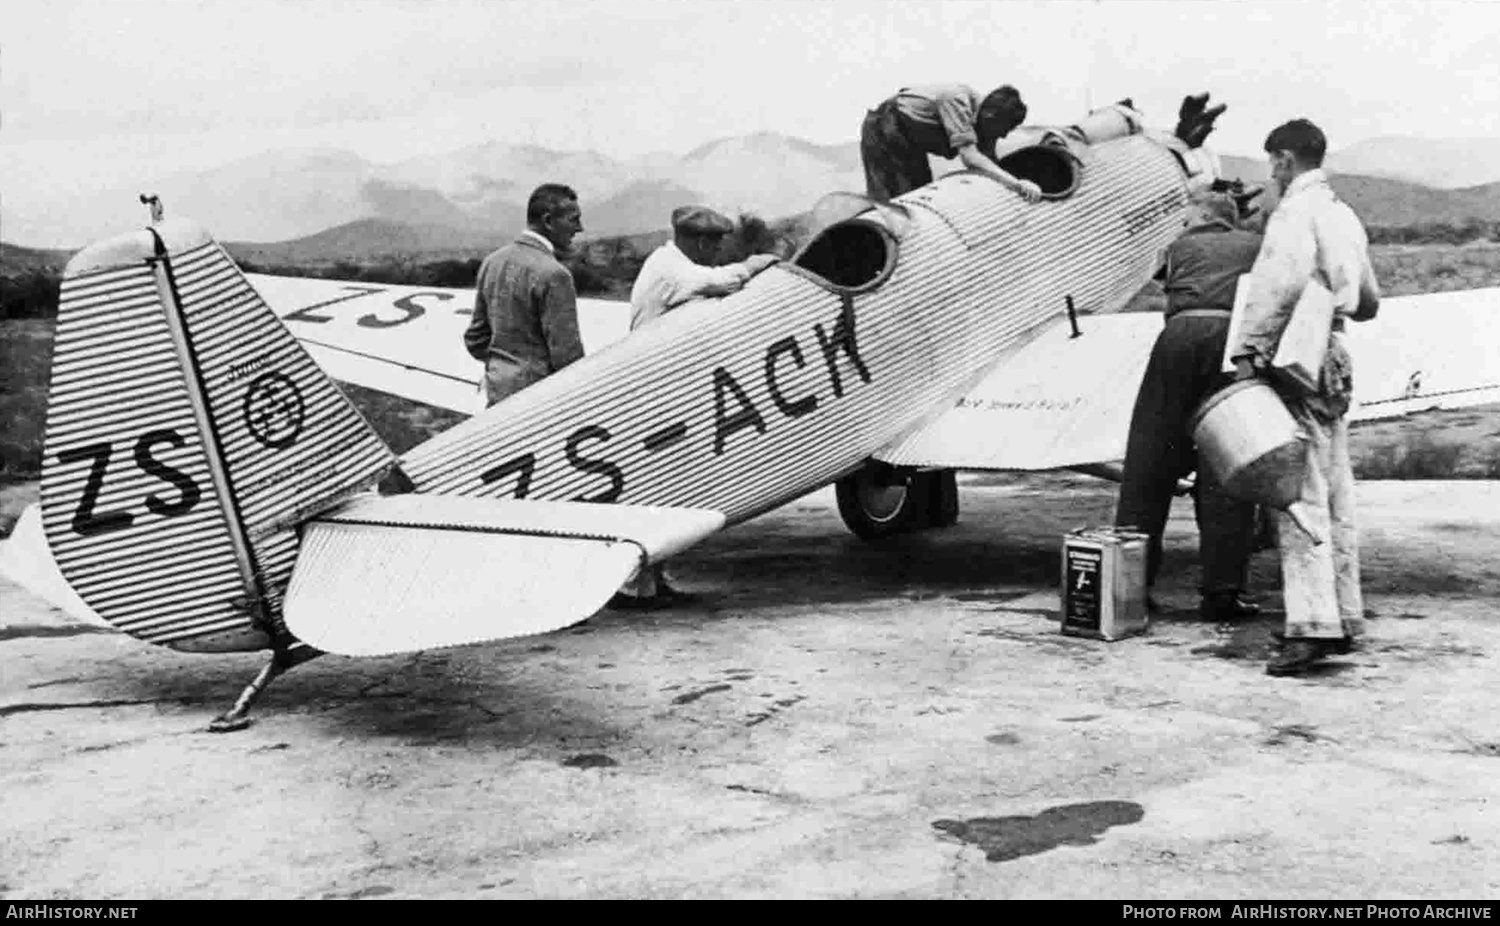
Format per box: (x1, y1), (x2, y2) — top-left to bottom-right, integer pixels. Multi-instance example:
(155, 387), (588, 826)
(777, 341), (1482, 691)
(1276, 407), (1365, 640)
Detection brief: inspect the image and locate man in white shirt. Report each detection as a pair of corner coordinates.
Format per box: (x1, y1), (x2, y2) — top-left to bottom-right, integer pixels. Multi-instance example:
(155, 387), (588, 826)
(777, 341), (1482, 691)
(1228, 118), (1380, 677)
(629, 205), (781, 330)
(609, 205), (779, 610)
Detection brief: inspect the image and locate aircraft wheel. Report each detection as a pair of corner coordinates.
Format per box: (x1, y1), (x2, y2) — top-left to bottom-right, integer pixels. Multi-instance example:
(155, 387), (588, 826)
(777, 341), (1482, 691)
(923, 469), (960, 528)
(836, 464), (924, 539)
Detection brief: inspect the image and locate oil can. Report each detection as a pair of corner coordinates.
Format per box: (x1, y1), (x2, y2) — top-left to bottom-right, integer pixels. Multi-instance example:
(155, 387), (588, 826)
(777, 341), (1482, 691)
(1060, 527), (1150, 641)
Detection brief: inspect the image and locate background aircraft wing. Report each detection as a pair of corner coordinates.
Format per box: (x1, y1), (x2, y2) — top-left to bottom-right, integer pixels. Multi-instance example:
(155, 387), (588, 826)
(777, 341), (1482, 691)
(1343, 286), (1500, 421)
(876, 287), (1500, 472)
(246, 273), (632, 414)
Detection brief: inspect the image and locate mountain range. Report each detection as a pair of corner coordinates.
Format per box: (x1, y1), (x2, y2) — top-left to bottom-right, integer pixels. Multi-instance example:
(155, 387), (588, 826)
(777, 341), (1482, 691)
(1, 132), (869, 252)
(5, 132), (1500, 261)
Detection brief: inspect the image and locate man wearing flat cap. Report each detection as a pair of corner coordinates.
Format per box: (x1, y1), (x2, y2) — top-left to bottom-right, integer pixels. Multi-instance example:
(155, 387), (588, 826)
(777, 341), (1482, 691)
(629, 205), (781, 330)
(610, 204), (780, 609)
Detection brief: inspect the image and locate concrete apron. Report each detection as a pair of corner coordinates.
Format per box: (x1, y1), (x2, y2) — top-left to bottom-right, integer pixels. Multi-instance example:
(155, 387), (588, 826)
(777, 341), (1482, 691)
(2, 477), (1498, 899)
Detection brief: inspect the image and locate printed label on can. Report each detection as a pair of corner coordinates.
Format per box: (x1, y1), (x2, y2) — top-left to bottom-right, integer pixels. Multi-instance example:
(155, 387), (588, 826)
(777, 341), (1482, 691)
(1062, 543), (1102, 632)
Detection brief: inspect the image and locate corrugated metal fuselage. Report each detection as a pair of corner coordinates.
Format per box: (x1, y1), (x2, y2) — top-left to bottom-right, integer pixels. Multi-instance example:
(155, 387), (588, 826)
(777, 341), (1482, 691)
(401, 135), (1192, 526)
(34, 133), (1194, 657)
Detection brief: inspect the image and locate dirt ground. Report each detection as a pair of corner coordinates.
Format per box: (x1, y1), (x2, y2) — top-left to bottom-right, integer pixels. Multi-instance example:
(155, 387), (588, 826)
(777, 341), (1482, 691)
(2, 474), (1498, 900)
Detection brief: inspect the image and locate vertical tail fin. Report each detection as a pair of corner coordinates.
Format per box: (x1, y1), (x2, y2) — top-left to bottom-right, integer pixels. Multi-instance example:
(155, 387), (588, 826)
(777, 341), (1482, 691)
(40, 216), (396, 652)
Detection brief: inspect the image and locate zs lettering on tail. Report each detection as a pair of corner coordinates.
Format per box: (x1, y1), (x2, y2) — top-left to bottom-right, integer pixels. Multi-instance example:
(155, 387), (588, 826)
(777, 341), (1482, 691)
(56, 430), (203, 537)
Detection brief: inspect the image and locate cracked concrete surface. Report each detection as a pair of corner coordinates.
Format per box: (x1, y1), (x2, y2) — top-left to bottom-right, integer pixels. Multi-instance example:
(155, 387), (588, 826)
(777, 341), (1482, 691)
(2, 476), (1499, 899)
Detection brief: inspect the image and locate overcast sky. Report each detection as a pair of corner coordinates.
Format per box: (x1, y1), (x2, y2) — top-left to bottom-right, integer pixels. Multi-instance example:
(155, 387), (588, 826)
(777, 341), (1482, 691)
(4, 0), (1499, 196)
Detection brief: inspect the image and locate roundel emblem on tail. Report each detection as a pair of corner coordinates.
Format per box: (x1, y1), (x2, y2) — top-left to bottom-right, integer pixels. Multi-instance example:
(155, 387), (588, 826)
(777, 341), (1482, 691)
(243, 371), (305, 450)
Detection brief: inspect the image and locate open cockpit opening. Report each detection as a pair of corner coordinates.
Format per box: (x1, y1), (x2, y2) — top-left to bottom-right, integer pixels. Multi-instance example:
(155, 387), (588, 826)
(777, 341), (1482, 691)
(790, 220), (895, 292)
(997, 144), (1080, 199)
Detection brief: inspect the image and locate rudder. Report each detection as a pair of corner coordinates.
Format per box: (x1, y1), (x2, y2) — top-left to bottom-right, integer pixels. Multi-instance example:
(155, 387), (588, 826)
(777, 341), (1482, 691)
(41, 216), (396, 652)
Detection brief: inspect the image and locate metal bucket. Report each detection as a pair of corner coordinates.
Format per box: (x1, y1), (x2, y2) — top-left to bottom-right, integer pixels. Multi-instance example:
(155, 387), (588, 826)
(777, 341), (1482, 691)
(1190, 379), (1324, 544)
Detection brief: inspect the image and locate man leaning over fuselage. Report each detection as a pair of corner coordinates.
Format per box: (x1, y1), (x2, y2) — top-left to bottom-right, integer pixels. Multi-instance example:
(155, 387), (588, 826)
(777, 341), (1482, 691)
(628, 206), (780, 331)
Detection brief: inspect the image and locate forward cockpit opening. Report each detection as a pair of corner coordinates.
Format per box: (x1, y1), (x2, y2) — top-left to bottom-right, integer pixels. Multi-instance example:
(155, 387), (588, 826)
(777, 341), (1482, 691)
(791, 220), (895, 292)
(997, 144), (1080, 199)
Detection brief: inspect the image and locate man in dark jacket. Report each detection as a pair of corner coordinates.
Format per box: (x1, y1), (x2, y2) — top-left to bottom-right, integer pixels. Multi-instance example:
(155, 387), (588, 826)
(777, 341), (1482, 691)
(1115, 189), (1264, 622)
(463, 183), (586, 407)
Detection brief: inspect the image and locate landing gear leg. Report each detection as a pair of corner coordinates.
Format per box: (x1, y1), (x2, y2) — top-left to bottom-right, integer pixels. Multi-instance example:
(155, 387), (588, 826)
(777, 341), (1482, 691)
(208, 643), (322, 733)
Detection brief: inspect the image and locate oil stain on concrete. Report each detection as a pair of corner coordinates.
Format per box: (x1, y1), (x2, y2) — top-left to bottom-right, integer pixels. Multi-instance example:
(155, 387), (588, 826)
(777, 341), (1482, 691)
(932, 801), (1145, 863)
(562, 753), (618, 769)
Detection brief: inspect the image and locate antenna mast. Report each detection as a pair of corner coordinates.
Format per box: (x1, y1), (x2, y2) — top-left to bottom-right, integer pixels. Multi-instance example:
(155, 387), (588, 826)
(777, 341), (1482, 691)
(1085, 0), (1102, 112)
(140, 193), (164, 224)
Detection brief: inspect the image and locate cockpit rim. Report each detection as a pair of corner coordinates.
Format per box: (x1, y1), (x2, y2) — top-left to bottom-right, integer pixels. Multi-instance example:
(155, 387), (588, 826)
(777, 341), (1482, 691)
(783, 216), (901, 296)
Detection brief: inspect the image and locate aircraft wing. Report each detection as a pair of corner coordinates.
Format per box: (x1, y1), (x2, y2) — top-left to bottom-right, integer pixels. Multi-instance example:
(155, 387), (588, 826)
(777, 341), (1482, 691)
(874, 312), (1164, 470)
(877, 287), (1500, 472)
(245, 273), (632, 415)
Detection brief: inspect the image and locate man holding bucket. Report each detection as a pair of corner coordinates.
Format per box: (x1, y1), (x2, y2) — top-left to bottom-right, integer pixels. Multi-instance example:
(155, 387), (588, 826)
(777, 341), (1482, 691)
(1228, 118), (1381, 677)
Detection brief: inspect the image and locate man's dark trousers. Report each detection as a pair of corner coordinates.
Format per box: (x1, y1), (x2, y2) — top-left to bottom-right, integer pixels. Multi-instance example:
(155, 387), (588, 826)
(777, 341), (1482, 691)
(860, 98), (934, 202)
(1116, 311), (1258, 593)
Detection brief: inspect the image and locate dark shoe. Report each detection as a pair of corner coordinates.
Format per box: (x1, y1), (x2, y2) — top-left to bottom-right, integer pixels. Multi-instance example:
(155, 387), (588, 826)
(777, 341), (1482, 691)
(1201, 591), (1260, 621)
(607, 585), (701, 611)
(1266, 640), (1328, 676)
(1177, 92), (1209, 125)
(1272, 632), (1356, 656)
(606, 592), (671, 612)
(654, 584), (702, 607)
(1184, 103), (1226, 147)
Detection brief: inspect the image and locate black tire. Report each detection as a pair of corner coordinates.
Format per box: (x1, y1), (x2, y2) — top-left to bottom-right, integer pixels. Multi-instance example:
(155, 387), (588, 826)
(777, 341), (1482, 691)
(835, 464), (924, 539)
(924, 469), (960, 528)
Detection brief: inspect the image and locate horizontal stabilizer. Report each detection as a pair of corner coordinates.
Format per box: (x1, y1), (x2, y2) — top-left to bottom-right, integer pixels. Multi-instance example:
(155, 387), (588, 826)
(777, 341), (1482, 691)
(282, 494), (725, 656)
(0, 505), (108, 628)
